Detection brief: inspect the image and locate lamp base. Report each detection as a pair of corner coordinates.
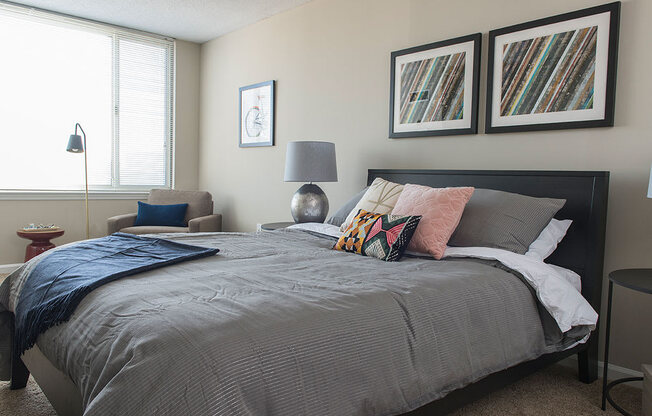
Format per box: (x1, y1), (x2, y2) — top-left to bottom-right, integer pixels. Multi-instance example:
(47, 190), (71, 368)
(291, 183), (329, 223)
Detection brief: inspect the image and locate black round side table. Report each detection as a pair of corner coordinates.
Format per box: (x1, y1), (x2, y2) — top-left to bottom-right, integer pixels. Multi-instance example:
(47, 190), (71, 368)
(602, 269), (652, 415)
(260, 222), (295, 231)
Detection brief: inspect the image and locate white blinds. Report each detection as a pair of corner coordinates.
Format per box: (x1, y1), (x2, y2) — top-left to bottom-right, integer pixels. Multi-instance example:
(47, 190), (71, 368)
(0, 3), (174, 191)
(117, 36), (174, 187)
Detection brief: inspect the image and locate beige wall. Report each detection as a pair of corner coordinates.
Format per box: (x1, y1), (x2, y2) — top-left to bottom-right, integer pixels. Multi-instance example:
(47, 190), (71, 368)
(0, 40), (201, 265)
(174, 40), (201, 190)
(199, 0), (652, 370)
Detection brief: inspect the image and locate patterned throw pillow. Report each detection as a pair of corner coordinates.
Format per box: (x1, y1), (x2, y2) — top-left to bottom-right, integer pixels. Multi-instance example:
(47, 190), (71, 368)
(333, 209), (421, 262)
(339, 178), (404, 232)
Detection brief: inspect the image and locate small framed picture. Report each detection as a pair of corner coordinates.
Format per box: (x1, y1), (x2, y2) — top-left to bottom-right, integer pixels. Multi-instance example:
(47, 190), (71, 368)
(389, 33), (481, 138)
(486, 2), (620, 133)
(239, 80), (275, 147)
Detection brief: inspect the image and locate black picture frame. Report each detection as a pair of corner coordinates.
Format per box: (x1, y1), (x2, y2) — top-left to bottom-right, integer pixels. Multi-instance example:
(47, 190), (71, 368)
(485, 2), (620, 134)
(239, 80), (275, 147)
(389, 33), (481, 138)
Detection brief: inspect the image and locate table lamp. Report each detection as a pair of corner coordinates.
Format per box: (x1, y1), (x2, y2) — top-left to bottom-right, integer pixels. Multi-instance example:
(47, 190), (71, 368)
(284, 141), (337, 223)
(66, 123), (90, 239)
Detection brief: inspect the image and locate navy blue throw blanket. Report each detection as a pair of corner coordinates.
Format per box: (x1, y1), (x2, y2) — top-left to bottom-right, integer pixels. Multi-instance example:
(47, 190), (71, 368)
(14, 233), (219, 358)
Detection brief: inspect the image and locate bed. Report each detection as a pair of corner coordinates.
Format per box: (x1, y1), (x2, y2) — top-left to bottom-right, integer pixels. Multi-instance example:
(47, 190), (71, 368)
(0, 169), (609, 416)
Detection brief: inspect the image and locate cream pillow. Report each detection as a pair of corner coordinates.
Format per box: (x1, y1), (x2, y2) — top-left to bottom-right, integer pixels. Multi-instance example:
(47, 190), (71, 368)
(340, 178), (404, 231)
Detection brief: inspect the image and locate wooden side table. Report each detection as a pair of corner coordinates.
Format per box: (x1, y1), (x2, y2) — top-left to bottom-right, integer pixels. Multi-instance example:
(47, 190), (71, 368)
(16, 229), (65, 262)
(602, 269), (652, 415)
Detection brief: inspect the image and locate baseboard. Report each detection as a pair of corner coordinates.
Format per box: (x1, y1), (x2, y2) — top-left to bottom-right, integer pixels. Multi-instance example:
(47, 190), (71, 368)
(560, 356), (644, 382)
(0, 263), (22, 274)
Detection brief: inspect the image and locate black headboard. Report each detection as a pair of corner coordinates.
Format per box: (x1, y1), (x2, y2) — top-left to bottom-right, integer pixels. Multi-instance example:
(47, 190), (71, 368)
(367, 169), (609, 313)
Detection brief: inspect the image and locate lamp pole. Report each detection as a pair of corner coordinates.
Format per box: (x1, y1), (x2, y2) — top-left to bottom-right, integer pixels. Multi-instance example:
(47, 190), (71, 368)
(78, 123), (89, 240)
(66, 123), (90, 239)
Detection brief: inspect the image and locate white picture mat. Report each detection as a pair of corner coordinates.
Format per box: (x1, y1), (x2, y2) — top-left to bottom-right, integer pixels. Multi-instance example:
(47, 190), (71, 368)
(240, 84), (272, 144)
(491, 12), (611, 127)
(393, 40), (475, 132)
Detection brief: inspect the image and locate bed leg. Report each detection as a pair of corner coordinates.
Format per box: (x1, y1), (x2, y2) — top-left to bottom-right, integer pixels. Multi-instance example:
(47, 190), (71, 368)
(578, 337), (598, 383)
(8, 312), (30, 389)
(10, 355), (30, 389)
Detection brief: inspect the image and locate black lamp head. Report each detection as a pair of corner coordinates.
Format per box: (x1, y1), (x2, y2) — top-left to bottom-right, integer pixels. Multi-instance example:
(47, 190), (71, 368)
(66, 134), (84, 153)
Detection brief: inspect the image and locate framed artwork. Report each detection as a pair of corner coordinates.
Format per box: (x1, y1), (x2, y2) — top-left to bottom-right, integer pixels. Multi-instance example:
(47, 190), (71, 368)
(239, 80), (275, 147)
(389, 33), (481, 138)
(486, 2), (620, 134)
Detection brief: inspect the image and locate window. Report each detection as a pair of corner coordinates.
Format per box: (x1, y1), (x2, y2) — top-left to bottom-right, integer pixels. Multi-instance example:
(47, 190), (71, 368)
(0, 4), (174, 193)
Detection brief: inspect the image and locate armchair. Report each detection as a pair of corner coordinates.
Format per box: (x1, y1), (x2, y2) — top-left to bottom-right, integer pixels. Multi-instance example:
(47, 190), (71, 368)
(107, 189), (222, 235)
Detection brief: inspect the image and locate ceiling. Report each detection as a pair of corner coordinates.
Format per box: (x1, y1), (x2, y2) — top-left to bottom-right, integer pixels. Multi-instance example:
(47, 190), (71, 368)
(10, 0), (313, 43)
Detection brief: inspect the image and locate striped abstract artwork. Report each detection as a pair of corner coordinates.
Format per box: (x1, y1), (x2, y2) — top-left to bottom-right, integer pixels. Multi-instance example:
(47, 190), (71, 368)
(399, 52), (465, 124)
(501, 26), (597, 116)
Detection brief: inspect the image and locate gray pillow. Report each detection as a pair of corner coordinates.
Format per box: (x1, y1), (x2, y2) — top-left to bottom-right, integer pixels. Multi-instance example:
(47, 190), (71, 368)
(326, 187), (369, 227)
(448, 189), (566, 254)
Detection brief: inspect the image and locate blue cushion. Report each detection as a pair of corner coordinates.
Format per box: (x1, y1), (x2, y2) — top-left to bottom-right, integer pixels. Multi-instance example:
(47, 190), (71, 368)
(134, 201), (189, 227)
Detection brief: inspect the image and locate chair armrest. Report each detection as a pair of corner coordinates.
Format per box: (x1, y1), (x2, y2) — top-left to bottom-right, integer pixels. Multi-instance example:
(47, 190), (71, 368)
(188, 214), (222, 233)
(107, 213), (137, 235)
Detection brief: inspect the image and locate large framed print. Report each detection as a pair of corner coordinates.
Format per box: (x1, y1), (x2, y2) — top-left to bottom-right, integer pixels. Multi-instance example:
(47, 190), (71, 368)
(239, 80), (275, 147)
(486, 2), (620, 134)
(389, 33), (481, 138)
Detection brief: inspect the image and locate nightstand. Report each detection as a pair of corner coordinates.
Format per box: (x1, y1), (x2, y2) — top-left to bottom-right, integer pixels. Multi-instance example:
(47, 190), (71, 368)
(602, 269), (652, 415)
(260, 222), (295, 231)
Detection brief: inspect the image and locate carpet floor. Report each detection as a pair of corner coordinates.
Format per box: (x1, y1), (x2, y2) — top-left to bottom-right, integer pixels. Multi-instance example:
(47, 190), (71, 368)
(0, 365), (642, 415)
(0, 273), (642, 415)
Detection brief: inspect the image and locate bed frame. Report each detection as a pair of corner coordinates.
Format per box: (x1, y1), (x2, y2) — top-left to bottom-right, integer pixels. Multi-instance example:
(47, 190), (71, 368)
(366, 169), (609, 415)
(10, 169), (609, 416)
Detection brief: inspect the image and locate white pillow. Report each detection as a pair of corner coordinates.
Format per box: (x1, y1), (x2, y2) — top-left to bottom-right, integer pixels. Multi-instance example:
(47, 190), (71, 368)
(525, 219), (572, 261)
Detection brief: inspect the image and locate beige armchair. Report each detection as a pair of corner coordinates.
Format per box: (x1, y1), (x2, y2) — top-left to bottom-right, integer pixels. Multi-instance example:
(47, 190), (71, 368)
(107, 189), (222, 235)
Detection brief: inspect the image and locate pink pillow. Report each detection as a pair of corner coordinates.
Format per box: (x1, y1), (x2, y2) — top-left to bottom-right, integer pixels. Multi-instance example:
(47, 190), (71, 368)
(392, 184), (474, 259)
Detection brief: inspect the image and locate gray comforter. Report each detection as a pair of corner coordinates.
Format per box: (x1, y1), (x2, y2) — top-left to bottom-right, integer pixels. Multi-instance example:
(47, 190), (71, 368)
(1, 230), (578, 415)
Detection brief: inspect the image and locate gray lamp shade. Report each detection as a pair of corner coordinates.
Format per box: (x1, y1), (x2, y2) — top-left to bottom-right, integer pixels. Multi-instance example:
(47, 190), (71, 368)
(648, 165), (652, 198)
(66, 134), (84, 153)
(284, 141), (337, 182)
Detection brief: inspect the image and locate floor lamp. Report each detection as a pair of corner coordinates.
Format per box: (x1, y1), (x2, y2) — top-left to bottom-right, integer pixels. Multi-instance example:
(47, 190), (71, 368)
(66, 123), (90, 239)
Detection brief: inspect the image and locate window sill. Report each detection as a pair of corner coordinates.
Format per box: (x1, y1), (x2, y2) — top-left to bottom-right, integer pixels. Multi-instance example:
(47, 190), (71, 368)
(0, 190), (150, 201)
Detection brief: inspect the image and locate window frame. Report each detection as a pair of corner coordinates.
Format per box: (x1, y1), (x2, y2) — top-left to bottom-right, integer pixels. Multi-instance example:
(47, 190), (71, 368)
(0, 3), (175, 199)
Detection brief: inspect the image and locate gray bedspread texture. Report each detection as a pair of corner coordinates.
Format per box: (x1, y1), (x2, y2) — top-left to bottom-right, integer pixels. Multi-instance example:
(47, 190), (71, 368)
(0, 230), (583, 415)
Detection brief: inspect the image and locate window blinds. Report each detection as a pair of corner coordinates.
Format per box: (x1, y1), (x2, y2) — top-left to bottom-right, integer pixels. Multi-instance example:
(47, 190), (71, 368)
(117, 36), (174, 187)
